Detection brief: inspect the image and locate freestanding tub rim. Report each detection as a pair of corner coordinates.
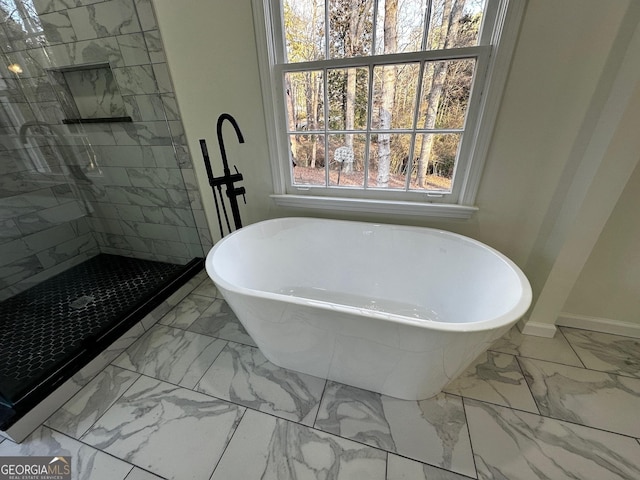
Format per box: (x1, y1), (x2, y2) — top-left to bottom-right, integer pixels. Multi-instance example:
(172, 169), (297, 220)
(206, 217), (532, 334)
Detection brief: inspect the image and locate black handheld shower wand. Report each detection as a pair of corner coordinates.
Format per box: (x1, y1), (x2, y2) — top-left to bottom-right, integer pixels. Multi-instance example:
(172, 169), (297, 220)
(199, 139), (228, 237)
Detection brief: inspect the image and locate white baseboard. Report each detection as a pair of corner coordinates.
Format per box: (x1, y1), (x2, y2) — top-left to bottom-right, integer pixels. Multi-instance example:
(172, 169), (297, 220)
(517, 318), (558, 338)
(557, 312), (640, 339)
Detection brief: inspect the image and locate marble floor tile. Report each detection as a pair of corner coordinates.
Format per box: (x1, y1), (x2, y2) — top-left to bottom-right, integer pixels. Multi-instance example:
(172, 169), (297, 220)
(191, 277), (217, 298)
(519, 357), (640, 437)
(112, 324), (226, 389)
(0, 426), (133, 480)
(464, 398), (640, 480)
(187, 298), (256, 346)
(138, 276), (200, 329)
(211, 408), (386, 480)
(72, 322), (146, 386)
(489, 326), (583, 366)
(196, 342), (325, 425)
(560, 327), (640, 378)
(82, 376), (245, 480)
(444, 351), (538, 413)
(386, 454), (473, 480)
(140, 307), (169, 331)
(125, 468), (166, 480)
(46, 365), (140, 439)
(315, 382), (476, 478)
(157, 293), (214, 329)
(162, 274), (202, 310)
(184, 269), (208, 289)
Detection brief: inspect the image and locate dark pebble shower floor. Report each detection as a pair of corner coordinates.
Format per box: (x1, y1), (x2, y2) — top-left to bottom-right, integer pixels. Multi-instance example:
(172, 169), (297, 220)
(0, 254), (188, 409)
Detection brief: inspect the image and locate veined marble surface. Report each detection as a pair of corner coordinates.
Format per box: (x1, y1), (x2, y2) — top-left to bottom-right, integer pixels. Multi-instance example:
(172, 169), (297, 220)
(489, 326), (583, 366)
(465, 398), (640, 480)
(561, 327), (640, 378)
(157, 293), (213, 329)
(187, 298), (257, 346)
(190, 277), (218, 298)
(444, 351), (538, 413)
(123, 468), (165, 480)
(81, 376), (244, 480)
(112, 324), (226, 389)
(46, 365), (140, 439)
(519, 357), (640, 437)
(315, 382), (476, 478)
(0, 426), (133, 480)
(68, 0), (141, 41)
(63, 66), (126, 118)
(211, 409), (386, 480)
(387, 454), (474, 480)
(71, 322), (146, 387)
(196, 342), (325, 425)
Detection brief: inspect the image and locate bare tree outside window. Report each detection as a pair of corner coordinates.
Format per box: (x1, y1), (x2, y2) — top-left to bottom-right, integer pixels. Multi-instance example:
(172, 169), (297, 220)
(376, 0), (398, 188)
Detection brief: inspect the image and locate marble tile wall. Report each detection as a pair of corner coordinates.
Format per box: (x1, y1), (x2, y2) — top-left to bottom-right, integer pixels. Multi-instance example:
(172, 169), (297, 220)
(0, 0), (210, 299)
(61, 65), (127, 118)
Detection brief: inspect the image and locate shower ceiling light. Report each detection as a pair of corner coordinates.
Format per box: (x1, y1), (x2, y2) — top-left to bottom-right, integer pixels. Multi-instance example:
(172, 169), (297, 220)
(8, 63), (22, 74)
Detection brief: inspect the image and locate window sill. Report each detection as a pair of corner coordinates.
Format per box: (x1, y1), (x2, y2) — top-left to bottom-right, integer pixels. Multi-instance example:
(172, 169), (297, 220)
(270, 194), (478, 219)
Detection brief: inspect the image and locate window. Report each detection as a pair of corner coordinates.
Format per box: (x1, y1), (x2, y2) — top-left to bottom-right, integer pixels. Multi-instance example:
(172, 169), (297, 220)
(253, 0), (524, 218)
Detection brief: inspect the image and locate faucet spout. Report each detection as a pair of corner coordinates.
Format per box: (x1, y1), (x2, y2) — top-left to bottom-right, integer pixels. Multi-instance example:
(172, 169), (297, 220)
(18, 120), (92, 184)
(216, 113), (244, 176)
(19, 120), (64, 145)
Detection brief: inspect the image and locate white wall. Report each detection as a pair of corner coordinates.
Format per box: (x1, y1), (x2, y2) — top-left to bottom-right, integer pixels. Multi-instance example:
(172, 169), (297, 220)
(563, 161), (640, 326)
(153, 0), (638, 331)
(152, 0), (273, 241)
(459, 0), (629, 265)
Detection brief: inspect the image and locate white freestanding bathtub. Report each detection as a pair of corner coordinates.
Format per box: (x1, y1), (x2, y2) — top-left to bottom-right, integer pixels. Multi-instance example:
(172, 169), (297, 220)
(206, 217), (532, 400)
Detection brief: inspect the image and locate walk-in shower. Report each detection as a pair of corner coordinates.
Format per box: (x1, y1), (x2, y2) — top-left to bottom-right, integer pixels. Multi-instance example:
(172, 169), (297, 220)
(0, 0), (210, 439)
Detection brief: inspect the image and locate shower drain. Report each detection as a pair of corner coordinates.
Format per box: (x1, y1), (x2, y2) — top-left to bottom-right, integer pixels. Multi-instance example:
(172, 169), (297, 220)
(69, 295), (95, 309)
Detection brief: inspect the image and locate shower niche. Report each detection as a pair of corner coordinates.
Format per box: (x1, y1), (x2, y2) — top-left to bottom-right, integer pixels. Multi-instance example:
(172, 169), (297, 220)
(47, 63), (132, 124)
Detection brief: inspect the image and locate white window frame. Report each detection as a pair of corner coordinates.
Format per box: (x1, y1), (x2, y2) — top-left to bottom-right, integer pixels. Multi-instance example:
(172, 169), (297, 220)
(252, 0), (525, 219)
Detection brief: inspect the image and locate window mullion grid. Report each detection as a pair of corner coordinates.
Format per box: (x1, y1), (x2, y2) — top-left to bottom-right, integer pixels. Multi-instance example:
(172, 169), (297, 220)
(405, 59), (428, 191)
(478, 0), (500, 46)
(363, 64), (376, 189)
(421, 0), (433, 51)
(323, 1), (329, 187)
(450, 51), (489, 198)
(324, 0), (330, 60)
(271, 0), (286, 64)
(275, 22), (490, 197)
(281, 47), (483, 72)
(324, 128), (462, 135)
(372, 0), (379, 55)
(323, 67), (329, 187)
(412, 128), (464, 134)
(276, 68), (294, 191)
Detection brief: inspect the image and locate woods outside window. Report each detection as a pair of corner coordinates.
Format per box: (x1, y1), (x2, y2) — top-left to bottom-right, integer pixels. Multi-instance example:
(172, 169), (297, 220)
(253, 0), (525, 218)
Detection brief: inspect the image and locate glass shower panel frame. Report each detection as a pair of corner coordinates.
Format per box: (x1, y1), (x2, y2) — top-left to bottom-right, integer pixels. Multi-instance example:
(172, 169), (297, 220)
(0, 0), (205, 300)
(0, 0), (208, 428)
